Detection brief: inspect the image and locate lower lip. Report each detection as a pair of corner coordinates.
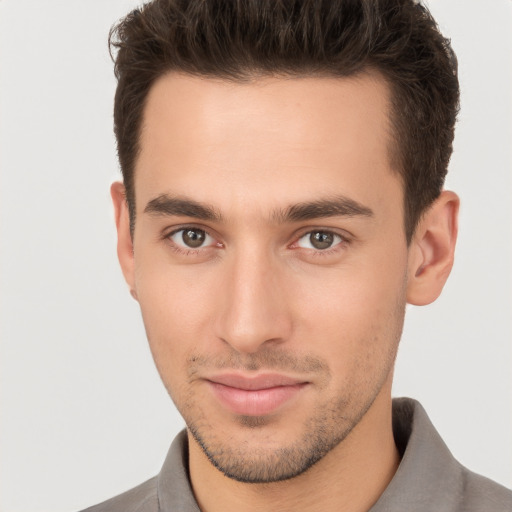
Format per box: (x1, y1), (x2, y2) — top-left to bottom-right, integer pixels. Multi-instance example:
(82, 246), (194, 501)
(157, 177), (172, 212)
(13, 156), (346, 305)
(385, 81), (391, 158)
(207, 381), (307, 416)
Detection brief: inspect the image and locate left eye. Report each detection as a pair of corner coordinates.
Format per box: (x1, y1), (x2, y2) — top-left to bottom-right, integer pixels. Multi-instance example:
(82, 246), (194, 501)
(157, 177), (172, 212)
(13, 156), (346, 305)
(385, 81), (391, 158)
(296, 230), (343, 250)
(169, 228), (214, 249)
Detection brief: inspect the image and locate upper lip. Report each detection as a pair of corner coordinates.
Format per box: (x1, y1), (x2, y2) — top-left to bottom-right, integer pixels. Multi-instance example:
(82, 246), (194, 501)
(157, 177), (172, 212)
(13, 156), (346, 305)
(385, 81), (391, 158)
(205, 373), (307, 390)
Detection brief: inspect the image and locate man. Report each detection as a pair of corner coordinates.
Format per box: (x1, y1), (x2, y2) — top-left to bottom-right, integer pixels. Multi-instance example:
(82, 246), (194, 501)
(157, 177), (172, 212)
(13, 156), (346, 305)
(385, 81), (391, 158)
(83, 0), (512, 510)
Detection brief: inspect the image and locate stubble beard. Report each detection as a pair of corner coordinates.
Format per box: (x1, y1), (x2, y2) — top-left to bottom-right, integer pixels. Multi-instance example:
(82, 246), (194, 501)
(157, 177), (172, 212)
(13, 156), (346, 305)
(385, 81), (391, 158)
(165, 293), (405, 484)
(179, 349), (398, 484)
(186, 392), (378, 484)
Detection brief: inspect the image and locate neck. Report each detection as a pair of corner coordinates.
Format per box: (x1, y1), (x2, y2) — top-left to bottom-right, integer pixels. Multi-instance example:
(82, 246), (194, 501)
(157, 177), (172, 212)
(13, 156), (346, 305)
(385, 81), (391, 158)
(188, 388), (400, 512)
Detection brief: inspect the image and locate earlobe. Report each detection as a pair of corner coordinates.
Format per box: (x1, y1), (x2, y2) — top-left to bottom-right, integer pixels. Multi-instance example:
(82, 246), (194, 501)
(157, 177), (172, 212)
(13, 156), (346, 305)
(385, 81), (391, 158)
(111, 181), (138, 301)
(406, 190), (459, 306)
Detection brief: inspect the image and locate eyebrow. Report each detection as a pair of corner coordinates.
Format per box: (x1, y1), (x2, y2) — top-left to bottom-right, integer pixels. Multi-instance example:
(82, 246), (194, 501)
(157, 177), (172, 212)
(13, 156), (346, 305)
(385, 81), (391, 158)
(144, 194), (223, 222)
(275, 196), (374, 222)
(144, 193), (373, 223)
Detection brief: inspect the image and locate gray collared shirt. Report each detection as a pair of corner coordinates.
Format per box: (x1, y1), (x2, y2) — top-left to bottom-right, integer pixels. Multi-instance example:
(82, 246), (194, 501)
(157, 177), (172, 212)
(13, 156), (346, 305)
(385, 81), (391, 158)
(81, 398), (512, 511)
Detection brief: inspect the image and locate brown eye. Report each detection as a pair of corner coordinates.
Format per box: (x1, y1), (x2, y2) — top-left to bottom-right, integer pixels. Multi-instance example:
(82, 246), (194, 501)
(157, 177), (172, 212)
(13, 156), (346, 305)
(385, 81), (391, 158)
(170, 228), (212, 248)
(297, 230), (341, 250)
(182, 229), (205, 247)
(310, 231), (334, 249)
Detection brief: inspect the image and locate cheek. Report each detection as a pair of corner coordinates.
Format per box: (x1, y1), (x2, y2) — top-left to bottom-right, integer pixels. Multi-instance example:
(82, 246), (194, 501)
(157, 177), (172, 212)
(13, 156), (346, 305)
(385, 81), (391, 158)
(291, 254), (407, 371)
(133, 256), (220, 377)
(135, 242), (219, 323)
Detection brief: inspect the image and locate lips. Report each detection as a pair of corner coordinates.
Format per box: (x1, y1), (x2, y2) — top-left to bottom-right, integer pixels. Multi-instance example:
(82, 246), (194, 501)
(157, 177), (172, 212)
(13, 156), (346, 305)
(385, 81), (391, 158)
(205, 373), (308, 416)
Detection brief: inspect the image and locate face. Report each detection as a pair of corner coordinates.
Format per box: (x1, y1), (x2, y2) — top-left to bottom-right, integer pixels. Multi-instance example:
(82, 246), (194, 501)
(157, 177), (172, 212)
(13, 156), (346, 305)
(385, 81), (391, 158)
(123, 73), (411, 482)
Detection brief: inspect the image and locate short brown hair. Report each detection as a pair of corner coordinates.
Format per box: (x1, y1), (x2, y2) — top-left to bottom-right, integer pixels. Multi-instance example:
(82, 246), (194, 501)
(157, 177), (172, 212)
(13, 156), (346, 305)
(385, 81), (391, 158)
(109, 0), (459, 242)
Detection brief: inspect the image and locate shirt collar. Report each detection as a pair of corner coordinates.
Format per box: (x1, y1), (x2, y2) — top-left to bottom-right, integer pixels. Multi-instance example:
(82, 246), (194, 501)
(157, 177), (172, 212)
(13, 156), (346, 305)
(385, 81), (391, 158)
(158, 429), (200, 512)
(370, 398), (464, 512)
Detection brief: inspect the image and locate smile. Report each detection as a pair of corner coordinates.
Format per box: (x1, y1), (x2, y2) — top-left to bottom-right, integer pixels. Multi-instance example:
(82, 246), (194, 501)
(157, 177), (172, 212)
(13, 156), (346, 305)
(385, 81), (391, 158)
(205, 374), (309, 416)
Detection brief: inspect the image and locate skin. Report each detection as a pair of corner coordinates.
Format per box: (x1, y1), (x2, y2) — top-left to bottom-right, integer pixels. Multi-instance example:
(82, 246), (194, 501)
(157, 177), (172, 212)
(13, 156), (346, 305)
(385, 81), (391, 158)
(113, 72), (459, 512)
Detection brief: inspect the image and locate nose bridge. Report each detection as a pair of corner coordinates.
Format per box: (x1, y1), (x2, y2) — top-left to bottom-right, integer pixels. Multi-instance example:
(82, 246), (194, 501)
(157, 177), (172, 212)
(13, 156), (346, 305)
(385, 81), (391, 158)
(216, 244), (290, 353)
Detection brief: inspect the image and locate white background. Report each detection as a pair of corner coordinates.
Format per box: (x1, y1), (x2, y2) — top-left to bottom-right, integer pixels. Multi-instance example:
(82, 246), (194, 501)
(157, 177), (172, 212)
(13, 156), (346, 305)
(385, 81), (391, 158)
(1, 1), (511, 511)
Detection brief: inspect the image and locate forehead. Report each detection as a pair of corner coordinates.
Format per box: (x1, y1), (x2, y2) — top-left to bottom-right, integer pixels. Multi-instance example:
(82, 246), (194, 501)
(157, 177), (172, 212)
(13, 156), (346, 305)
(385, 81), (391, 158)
(135, 72), (400, 218)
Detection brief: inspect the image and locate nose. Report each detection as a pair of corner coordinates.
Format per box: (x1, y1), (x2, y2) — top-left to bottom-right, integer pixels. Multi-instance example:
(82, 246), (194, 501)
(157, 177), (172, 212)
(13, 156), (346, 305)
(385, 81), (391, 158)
(215, 248), (293, 354)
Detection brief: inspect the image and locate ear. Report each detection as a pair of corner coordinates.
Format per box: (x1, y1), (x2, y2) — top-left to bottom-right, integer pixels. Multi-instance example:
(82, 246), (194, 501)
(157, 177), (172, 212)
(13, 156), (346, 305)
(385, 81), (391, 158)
(406, 190), (459, 305)
(111, 182), (138, 301)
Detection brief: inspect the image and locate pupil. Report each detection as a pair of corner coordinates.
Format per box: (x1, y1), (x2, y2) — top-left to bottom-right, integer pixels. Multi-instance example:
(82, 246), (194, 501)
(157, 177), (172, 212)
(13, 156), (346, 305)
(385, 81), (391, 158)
(182, 229), (205, 248)
(310, 231), (333, 250)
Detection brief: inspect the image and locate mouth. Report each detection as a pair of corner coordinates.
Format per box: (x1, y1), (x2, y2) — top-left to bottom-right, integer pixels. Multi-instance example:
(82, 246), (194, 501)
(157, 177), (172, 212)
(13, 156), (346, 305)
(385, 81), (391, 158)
(204, 373), (309, 416)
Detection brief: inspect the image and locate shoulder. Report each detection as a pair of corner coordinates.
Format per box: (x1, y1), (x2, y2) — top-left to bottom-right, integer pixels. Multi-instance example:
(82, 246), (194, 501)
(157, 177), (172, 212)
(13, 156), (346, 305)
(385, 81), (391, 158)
(460, 468), (512, 512)
(381, 398), (512, 512)
(78, 430), (195, 512)
(78, 477), (159, 512)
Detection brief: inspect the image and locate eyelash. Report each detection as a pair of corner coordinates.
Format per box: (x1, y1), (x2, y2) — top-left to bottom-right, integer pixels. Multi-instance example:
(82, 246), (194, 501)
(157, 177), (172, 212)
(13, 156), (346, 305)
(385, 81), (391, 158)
(163, 226), (350, 257)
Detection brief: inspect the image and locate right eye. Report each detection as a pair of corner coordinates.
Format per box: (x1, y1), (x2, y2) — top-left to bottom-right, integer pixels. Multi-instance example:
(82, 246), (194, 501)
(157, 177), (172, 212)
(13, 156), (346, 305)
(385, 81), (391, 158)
(168, 228), (215, 249)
